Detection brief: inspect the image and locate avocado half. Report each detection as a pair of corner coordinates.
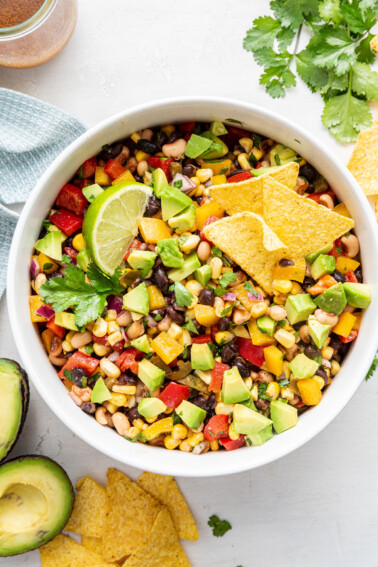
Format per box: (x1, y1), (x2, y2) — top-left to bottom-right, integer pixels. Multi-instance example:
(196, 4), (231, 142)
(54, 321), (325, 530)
(0, 359), (30, 463)
(0, 456), (74, 556)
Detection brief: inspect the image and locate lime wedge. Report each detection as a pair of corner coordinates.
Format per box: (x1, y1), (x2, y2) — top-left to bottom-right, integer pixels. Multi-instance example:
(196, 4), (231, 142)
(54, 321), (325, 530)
(83, 182), (152, 275)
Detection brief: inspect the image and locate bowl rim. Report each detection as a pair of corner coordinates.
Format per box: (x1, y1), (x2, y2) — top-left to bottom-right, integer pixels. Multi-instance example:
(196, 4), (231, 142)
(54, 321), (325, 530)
(7, 96), (378, 477)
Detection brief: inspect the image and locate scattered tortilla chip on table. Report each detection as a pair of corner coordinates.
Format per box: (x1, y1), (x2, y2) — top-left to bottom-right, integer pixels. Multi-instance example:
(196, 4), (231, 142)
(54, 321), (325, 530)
(81, 535), (104, 556)
(262, 177), (354, 258)
(122, 508), (192, 567)
(203, 211), (287, 294)
(370, 34), (378, 52)
(375, 197), (378, 222)
(102, 468), (162, 563)
(137, 472), (198, 541)
(210, 162), (299, 216)
(374, 114), (378, 126)
(65, 475), (106, 537)
(40, 534), (114, 567)
(347, 126), (378, 196)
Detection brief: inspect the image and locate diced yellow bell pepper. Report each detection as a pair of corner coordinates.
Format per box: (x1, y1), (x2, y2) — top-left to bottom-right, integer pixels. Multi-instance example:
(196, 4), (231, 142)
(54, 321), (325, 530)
(352, 311), (362, 330)
(94, 166), (111, 186)
(135, 150), (150, 162)
(147, 285), (166, 310)
(332, 311), (356, 338)
(194, 305), (220, 327)
(334, 202), (351, 218)
(112, 169), (136, 185)
(263, 345), (284, 376)
(37, 253), (58, 274)
(203, 159), (232, 176)
(138, 217), (172, 243)
(151, 332), (184, 364)
(41, 329), (54, 352)
(273, 258), (306, 283)
(29, 295), (48, 323)
(195, 201), (224, 230)
(247, 319), (276, 346)
(144, 417), (174, 441)
(235, 283), (259, 312)
(233, 325), (250, 338)
(335, 256), (360, 275)
(297, 378), (322, 405)
(211, 174), (227, 185)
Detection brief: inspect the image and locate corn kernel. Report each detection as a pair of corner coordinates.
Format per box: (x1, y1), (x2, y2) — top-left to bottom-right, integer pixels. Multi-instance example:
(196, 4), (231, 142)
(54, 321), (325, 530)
(190, 176), (200, 188)
(125, 426), (140, 439)
(274, 293), (288, 305)
(62, 340), (73, 353)
(186, 280), (203, 296)
(108, 331), (124, 346)
(113, 384), (137, 395)
(250, 302), (268, 318)
(273, 279), (293, 294)
(104, 376), (116, 390)
(71, 233), (84, 252)
(146, 416), (158, 424)
(107, 321), (120, 334)
(105, 310), (117, 322)
(274, 328), (296, 349)
(133, 419), (145, 430)
(103, 401), (118, 414)
(251, 384), (258, 401)
(187, 295), (199, 309)
(164, 407), (174, 414)
(130, 132), (141, 143)
(110, 392), (128, 407)
(197, 168), (213, 183)
(251, 146), (263, 161)
(188, 432), (204, 447)
(237, 153), (252, 171)
(93, 343), (111, 356)
(172, 424), (188, 440)
(135, 150), (150, 162)
(244, 377), (253, 390)
(280, 387), (295, 401)
(266, 381), (280, 400)
(313, 375), (325, 390)
(179, 440), (192, 452)
(331, 360), (340, 375)
(321, 346), (334, 360)
(215, 402), (234, 415)
(290, 282), (302, 295)
(195, 184), (204, 197)
(93, 317), (107, 338)
(239, 137), (253, 153)
(210, 439), (219, 451)
(161, 124), (175, 136)
(228, 423), (240, 441)
(164, 435), (181, 450)
(181, 329), (192, 347)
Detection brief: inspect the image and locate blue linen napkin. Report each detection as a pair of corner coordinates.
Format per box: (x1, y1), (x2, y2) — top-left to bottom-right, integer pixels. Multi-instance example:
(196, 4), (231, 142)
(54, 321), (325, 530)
(0, 87), (86, 298)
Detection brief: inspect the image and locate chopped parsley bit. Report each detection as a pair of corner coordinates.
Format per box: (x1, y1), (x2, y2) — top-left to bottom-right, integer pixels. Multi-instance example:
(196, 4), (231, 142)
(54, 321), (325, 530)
(213, 287), (228, 297)
(43, 262), (53, 270)
(314, 355), (322, 365)
(211, 247), (223, 258)
(182, 345), (189, 359)
(219, 271), (238, 288)
(258, 382), (270, 400)
(245, 438), (252, 446)
(277, 320), (286, 328)
(336, 246), (343, 254)
(226, 118), (243, 125)
(173, 414), (183, 425)
(174, 179), (183, 189)
(183, 319), (199, 335)
(101, 144), (109, 151)
(252, 133), (262, 148)
(81, 376), (88, 388)
(124, 431), (147, 443)
(43, 220), (52, 230)
(178, 234), (189, 245)
(274, 154), (281, 166)
(248, 152), (257, 167)
(366, 353), (378, 381)
(279, 378), (290, 388)
(154, 314), (163, 322)
(220, 301), (236, 317)
(77, 166), (84, 179)
(90, 371), (101, 383)
(208, 515), (232, 537)
(244, 282), (258, 296)
(63, 369), (73, 381)
(219, 167), (229, 175)
(173, 281), (194, 307)
(144, 352), (153, 360)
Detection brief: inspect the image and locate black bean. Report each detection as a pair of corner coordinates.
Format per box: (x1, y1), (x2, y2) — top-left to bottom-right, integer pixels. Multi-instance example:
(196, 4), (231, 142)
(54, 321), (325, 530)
(127, 407), (142, 421)
(304, 345), (320, 360)
(190, 395), (208, 412)
(81, 402), (96, 414)
(167, 131), (181, 144)
(316, 367), (329, 384)
(303, 276), (315, 289)
(218, 318), (231, 331)
(227, 169), (245, 180)
(207, 392), (216, 411)
(151, 308), (166, 318)
(100, 142), (123, 161)
(329, 334), (349, 356)
(193, 320), (205, 334)
(221, 344), (237, 365)
(46, 271), (63, 280)
(154, 131), (167, 149)
(182, 164), (197, 177)
(71, 367), (87, 387)
(355, 268), (363, 282)
(172, 300), (186, 312)
(152, 265), (169, 293)
(137, 139), (159, 154)
(116, 373), (138, 385)
(279, 259), (294, 267)
(299, 163), (317, 182)
(256, 398), (270, 411)
(198, 288), (215, 306)
(145, 195), (161, 217)
(233, 357), (250, 378)
(332, 270), (346, 283)
(166, 305), (185, 325)
(123, 138), (136, 152)
(134, 174), (144, 183)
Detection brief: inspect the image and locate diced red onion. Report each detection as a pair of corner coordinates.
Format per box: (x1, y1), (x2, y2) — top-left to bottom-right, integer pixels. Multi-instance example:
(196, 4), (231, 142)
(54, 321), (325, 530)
(171, 173), (197, 194)
(120, 327), (129, 342)
(36, 305), (55, 320)
(145, 314), (158, 328)
(248, 292), (263, 301)
(223, 292), (236, 301)
(30, 258), (40, 279)
(192, 441), (209, 455)
(108, 351), (121, 362)
(107, 295), (123, 314)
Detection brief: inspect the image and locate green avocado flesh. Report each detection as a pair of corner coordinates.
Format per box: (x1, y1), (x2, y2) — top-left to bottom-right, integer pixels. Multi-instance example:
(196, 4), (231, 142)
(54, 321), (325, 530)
(0, 456), (74, 556)
(0, 359), (29, 463)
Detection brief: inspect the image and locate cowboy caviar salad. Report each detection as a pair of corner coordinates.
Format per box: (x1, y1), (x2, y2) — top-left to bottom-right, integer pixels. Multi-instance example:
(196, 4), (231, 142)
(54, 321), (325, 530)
(29, 120), (371, 453)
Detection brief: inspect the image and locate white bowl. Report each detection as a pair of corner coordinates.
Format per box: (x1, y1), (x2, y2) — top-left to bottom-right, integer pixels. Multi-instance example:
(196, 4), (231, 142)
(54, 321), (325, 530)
(8, 97), (378, 477)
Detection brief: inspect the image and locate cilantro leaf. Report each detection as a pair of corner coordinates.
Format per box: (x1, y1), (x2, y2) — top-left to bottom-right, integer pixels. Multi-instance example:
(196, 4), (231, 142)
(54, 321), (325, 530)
(208, 515), (232, 537)
(351, 62), (378, 100)
(183, 319), (199, 335)
(318, 0), (342, 26)
(86, 263), (124, 295)
(365, 353), (378, 380)
(296, 49), (329, 92)
(220, 301), (236, 317)
(322, 91), (372, 142)
(243, 16), (281, 51)
(219, 271), (238, 288)
(309, 27), (356, 75)
(339, 0), (376, 34)
(271, 0), (316, 31)
(356, 33), (376, 64)
(173, 282), (194, 308)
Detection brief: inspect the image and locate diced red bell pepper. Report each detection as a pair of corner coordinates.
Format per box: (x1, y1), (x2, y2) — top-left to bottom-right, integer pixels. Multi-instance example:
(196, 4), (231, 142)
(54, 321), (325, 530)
(104, 158), (125, 179)
(112, 340), (125, 353)
(160, 158), (173, 180)
(46, 318), (66, 338)
(56, 184), (88, 216)
(93, 334), (109, 345)
(209, 361), (230, 392)
(255, 162), (262, 169)
(345, 270), (358, 283)
(192, 334), (213, 344)
(340, 330), (358, 343)
(306, 189), (336, 204)
(220, 434), (246, 451)
(296, 401), (305, 408)
(116, 347), (143, 374)
(58, 351), (99, 379)
(179, 121), (196, 135)
(124, 239), (143, 261)
(204, 414), (229, 441)
(227, 126), (251, 147)
(50, 208), (83, 236)
(77, 157), (97, 179)
(148, 156), (162, 169)
(77, 179), (92, 189)
(227, 171), (252, 183)
(159, 382), (191, 408)
(63, 247), (78, 262)
(237, 338), (265, 367)
(329, 238), (344, 259)
(200, 215), (220, 241)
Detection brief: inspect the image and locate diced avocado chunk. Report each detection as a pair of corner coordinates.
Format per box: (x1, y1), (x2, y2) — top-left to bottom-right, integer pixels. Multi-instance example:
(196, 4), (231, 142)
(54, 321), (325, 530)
(210, 121), (228, 136)
(314, 283), (346, 315)
(343, 282), (371, 309)
(221, 367), (251, 404)
(251, 165), (281, 177)
(305, 243), (333, 264)
(289, 353), (319, 380)
(185, 134), (213, 159)
(127, 250), (157, 278)
(200, 131), (228, 159)
(285, 293), (316, 325)
(152, 168), (169, 198)
(240, 397), (257, 411)
(176, 400), (206, 429)
(91, 378), (111, 404)
(194, 265), (212, 287)
(131, 334), (151, 354)
(156, 239), (184, 268)
(168, 204), (196, 233)
(191, 343), (214, 370)
(233, 403), (272, 436)
(82, 183), (103, 203)
(123, 282), (150, 315)
(35, 230), (62, 262)
(168, 252), (201, 281)
(137, 359), (165, 391)
(270, 400), (298, 434)
(256, 315), (277, 337)
(76, 247), (90, 271)
(54, 312), (78, 331)
(308, 315), (330, 349)
(246, 424), (274, 446)
(160, 186), (192, 221)
(310, 254), (336, 280)
(269, 144), (297, 166)
(138, 398), (167, 419)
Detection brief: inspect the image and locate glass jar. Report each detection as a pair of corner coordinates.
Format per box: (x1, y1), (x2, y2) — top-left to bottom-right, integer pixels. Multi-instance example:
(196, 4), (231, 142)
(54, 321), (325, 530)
(0, 0), (77, 68)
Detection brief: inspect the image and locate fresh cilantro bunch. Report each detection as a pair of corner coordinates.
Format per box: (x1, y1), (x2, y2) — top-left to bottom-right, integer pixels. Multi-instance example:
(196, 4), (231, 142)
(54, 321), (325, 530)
(208, 515), (232, 537)
(243, 0), (378, 141)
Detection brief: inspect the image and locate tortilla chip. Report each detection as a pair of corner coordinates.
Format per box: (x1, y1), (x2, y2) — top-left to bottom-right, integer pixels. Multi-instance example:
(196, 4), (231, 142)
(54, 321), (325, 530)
(376, 196), (378, 222)
(370, 34), (378, 52)
(137, 472), (198, 541)
(81, 535), (104, 556)
(65, 476), (106, 537)
(209, 162), (299, 216)
(122, 508), (191, 567)
(347, 126), (378, 196)
(262, 177), (354, 258)
(203, 211), (287, 294)
(102, 468), (161, 563)
(40, 534), (114, 567)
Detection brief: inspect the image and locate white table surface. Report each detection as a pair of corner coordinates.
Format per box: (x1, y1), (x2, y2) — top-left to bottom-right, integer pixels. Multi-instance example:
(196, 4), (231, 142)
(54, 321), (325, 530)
(1, 1), (378, 566)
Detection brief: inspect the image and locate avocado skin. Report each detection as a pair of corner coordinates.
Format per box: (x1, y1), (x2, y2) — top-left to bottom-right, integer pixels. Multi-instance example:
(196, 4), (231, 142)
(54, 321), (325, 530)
(0, 455), (74, 556)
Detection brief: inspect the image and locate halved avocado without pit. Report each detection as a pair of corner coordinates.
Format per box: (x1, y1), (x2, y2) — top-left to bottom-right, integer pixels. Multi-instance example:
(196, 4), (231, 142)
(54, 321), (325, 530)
(0, 456), (74, 556)
(0, 359), (30, 463)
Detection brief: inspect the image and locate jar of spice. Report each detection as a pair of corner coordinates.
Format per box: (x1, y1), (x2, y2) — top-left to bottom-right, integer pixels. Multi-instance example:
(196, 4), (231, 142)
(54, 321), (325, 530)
(0, 0), (77, 68)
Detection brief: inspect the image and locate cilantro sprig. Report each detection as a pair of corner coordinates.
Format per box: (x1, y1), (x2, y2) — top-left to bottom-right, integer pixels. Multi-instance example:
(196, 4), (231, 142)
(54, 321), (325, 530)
(243, 0), (378, 141)
(208, 515), (232, 537)
(365, 353), (378, 380)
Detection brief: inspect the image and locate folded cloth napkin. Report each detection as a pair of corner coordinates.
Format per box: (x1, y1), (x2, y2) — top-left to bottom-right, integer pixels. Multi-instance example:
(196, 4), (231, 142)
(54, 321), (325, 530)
(0, 87), (86, 298)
